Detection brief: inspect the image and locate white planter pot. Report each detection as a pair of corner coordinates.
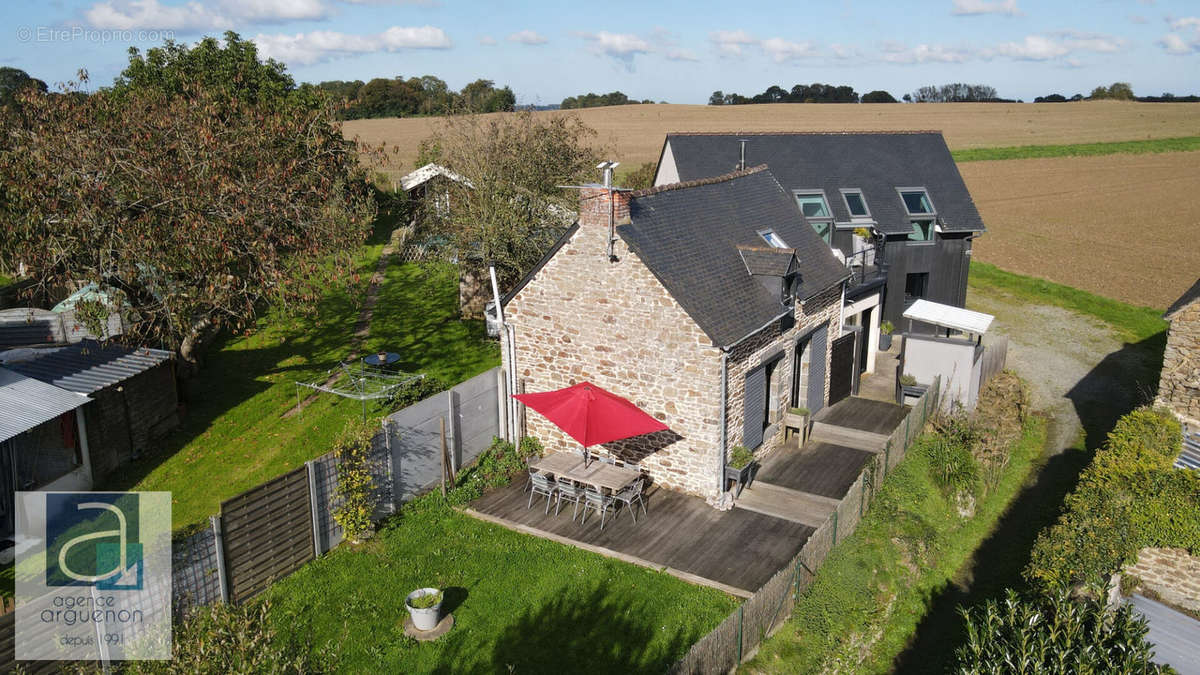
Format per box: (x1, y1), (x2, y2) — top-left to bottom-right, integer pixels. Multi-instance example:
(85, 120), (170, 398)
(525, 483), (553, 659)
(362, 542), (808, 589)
(405, 588), (443, 631)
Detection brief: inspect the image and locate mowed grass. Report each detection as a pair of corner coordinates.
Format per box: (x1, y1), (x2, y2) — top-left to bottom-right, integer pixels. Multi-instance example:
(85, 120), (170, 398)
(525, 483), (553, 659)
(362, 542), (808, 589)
(746, 414), (1047, 674)
(952, 135), (1200, 162)
(265, 498), (737, 673)
(104, 217), (498, 531)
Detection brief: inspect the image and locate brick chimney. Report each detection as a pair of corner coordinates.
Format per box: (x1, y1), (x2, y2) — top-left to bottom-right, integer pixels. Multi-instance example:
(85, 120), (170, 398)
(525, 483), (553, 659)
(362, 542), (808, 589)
(578, 185), (631, 228)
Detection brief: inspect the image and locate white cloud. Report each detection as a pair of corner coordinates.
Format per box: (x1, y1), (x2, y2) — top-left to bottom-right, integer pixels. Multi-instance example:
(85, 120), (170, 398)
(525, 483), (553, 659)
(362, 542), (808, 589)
(951, 0), (1021, 16)
(882, 42), (974, 64)
(253, 26), (451, 65)
(84, 0), (231, 30)
(508, 29), (548, 45)
(1159, 17), (1200, 54)
(478, 35), (497, 46)
(992, 35), (1070, 60)
(760, 37), (816, 63)
(829, 43), (861, 60)
(578, 31), (652, 67)
(1053, 30), (1126, 53)
(665, 48), (699, 62)
(709, 29), (757, 57)
(83, 0), (329, 30)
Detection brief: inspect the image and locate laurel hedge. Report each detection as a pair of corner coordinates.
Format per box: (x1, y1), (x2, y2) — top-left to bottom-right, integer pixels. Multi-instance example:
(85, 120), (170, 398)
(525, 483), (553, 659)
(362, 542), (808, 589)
(1025, 408), (1200, 592)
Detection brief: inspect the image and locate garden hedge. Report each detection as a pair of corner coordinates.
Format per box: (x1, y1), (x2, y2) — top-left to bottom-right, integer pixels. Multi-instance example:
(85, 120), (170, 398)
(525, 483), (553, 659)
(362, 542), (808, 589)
(1025, 408), (1200, 592)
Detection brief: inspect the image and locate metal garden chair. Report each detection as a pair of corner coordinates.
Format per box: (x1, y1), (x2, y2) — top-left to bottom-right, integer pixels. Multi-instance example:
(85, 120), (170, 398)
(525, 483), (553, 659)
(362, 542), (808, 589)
(579, 485), (617, 529)
(527, 470), (558, 513)
(554, 476), (585, 521)
(613, 478), (647, 523)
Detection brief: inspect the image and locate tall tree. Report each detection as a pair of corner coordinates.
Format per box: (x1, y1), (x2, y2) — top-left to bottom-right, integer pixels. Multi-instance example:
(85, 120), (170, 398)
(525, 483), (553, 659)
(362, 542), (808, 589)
(0, 67), (48, 107)
(861, 90), (897, 103)
(414, 111), (601, 288)
(0, 75), (376, 366)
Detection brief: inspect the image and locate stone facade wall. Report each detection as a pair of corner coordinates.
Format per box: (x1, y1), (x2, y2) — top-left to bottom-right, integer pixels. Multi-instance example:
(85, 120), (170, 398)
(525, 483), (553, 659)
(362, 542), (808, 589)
(1125, 547), (1200, 613)
(724, 287), (842, 460)
(504, 187), (725, 499)
(503, 185), (845, 501)
(1157, 300), (1200, 428)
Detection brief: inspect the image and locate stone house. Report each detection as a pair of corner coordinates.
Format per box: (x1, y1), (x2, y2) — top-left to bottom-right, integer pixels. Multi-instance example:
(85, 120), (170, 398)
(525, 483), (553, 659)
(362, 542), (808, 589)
(500, 165), (849, 503)
(1157, 279), (1200, 468)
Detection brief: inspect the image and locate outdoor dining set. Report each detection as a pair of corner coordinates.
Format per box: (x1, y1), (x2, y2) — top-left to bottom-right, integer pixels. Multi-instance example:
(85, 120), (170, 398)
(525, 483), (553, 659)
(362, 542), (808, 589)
(511, 380), (667, 531)
(525, 451), (647, 529)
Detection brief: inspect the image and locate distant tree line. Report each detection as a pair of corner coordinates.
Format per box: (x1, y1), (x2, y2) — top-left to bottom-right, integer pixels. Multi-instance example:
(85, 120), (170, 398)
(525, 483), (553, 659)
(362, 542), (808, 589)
(906, 83), (1015, 103)
(314, 76), (515, 119)
(708, 83), (867, 105)
(1034, 82), (1199, 103)
(560, 91), (654, 109)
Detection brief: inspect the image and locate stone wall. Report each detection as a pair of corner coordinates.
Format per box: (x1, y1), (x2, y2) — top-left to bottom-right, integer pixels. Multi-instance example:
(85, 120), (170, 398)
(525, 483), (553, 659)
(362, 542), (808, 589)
(504, 184), (845, 501)
(1125, 547), (1200, 613)
(1157, 299), (1200, 427)
(724, 287), (842, 460)
(505, 187), (725, 499)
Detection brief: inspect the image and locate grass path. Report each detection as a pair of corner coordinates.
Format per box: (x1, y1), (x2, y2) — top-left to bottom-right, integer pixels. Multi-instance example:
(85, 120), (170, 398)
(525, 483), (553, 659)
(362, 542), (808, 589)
(952, 135), (1200, 162)
(103, 215), (498, 531)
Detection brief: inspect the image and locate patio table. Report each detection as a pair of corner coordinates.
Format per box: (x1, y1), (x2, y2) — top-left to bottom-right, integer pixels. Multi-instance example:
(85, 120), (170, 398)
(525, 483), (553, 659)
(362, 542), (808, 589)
(530, 453), (640, 492)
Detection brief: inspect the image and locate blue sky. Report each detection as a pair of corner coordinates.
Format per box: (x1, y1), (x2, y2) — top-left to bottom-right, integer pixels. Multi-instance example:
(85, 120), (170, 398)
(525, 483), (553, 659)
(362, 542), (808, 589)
(2, 0), (1198, 104)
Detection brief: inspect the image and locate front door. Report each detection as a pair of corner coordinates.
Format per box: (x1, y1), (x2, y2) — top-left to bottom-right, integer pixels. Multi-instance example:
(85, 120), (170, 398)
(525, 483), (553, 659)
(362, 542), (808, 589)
(829, 332), (856, 405)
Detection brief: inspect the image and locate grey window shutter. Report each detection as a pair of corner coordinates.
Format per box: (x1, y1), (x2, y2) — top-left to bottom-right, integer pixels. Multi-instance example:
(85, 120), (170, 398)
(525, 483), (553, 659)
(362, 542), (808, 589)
(743, 365), (767, 449)
(808, 324), (828, 415)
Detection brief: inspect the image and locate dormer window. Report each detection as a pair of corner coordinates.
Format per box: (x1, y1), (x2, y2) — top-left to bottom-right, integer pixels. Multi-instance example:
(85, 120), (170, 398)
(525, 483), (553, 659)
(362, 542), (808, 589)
(841, 189), (870, 218)
(793, 191), (833, 244)
(759, 229), (789, 248)
(899, 189), (935, 216)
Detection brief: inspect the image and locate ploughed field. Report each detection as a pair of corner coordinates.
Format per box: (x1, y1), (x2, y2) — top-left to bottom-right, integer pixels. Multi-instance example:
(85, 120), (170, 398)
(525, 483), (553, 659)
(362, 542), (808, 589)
(962, 151), (1200, 310)
(346, 101), (1200, 310)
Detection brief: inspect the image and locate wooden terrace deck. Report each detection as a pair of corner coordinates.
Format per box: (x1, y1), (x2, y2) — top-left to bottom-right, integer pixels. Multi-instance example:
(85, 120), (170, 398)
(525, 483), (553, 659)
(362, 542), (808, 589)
(467, 481), (813, 597)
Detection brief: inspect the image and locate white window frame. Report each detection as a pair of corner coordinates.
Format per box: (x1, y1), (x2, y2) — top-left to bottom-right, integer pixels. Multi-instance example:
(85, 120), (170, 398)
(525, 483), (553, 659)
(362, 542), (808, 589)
(758, 229), (789, 249)
(793, 190), (834, 244)
(840, 188), (871, 219)
(897, 187), (936, 217)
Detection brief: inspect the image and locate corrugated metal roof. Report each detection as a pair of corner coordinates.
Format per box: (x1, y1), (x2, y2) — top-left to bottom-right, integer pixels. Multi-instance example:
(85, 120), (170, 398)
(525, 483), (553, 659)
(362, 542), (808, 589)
(400, 163), (473, 192)
(3, 341), (173, 394)
(903, 299), (994, 335)
(0, 367), (91, 443)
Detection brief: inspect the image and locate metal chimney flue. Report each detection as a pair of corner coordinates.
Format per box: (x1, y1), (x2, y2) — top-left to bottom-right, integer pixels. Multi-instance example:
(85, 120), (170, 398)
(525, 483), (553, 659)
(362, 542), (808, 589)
(596, 160), (620, 261)
(738, 139), (748, 171)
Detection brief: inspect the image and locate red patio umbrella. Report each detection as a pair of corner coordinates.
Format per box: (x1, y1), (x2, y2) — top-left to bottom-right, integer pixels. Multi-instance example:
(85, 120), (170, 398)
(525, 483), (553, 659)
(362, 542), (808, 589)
(513, 382), (668, 456)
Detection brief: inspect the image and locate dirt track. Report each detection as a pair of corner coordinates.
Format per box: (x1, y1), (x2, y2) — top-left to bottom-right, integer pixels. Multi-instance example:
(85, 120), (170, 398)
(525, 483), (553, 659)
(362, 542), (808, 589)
(962, 151), (1200, 310)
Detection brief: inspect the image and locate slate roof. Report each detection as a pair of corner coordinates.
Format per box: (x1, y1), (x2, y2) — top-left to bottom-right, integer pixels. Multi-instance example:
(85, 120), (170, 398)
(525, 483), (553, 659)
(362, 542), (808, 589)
(4, 340), (173, 394)
(663, 132), (985, 235)
(618, 166), (849, 347)
(1165, 278), (1200, 319)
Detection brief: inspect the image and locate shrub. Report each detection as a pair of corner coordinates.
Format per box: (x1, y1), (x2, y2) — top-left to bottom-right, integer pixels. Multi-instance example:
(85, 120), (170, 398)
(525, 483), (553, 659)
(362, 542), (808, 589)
(918, 416), (981, 499)
(121, 600), (327, 673)
(445, 436), (543, 505)
(332, 421), (378, 542)
(386, 373), (451, 411)
(956, 588), (1167, 674)
(1026, 407), (1198, 592)
(729, 445), (754, 470)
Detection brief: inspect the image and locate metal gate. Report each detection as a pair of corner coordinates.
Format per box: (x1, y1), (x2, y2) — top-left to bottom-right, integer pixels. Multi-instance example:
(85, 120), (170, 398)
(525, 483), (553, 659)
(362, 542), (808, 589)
(829, 333), (856, 406)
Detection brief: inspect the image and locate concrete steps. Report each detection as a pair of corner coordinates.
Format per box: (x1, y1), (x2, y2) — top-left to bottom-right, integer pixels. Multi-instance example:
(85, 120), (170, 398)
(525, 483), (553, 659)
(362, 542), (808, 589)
(810, 421), (890, 453)
(734, 481), (839, 528)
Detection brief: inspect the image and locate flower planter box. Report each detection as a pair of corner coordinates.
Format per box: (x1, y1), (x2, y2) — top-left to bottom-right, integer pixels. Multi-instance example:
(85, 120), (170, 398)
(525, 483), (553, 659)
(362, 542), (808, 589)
(724, 462), (757, 498)
(783, 410), (810, 443)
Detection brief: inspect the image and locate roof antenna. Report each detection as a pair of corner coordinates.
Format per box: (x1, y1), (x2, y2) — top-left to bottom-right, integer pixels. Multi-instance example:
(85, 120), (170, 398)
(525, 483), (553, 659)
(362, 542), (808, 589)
(738, 139), (748, 171)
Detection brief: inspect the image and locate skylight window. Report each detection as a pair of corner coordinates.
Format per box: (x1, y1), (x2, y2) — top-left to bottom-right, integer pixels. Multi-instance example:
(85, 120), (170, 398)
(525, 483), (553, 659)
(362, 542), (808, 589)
(794, 191), (833, 245)
(759, 229), (788, 248)
(841, 190), (870, 218)
(899, 189), (935, 215)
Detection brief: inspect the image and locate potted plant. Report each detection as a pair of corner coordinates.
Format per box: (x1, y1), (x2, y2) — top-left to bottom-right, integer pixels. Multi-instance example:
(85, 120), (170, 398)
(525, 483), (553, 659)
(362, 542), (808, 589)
(724, 445), (757, 497)
(405, 588), (444, 631)
(783, 406), (810, 443)
(899, 373), (928, 400)
(879, 320), (895, 351)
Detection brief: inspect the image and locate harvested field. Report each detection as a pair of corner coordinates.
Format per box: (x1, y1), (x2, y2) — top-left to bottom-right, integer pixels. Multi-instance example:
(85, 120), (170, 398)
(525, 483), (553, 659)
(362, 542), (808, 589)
(961, 151), (1200, 310)
(344, 101), (1200, 172)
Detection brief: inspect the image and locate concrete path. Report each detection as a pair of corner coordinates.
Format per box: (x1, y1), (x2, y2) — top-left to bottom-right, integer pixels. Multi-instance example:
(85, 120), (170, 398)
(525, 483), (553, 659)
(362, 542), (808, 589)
(1129, 594), (1200, 675)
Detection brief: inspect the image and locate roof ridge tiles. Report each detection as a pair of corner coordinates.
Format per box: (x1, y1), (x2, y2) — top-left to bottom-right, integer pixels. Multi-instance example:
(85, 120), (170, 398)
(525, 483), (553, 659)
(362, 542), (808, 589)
(630, 164), (769, 198)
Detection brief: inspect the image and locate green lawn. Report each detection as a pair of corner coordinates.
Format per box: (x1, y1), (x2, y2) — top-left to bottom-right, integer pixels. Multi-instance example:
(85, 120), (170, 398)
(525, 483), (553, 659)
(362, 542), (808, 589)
(104, 215), (499, 531)
(967, 262), (1166, 344)
(265, 498), (736, 673)
(746, 413), (1046, 673)
(951, 135), (1200, 162)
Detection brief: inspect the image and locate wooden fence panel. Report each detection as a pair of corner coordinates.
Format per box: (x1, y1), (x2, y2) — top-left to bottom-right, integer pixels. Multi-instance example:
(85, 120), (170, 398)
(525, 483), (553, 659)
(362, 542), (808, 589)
(979, 337), (1008, 389)
(219, 466), (314, 604)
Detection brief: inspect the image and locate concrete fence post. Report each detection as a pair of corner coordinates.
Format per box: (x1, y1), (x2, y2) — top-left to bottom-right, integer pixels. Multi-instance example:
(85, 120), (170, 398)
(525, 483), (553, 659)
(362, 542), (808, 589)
(447, 390), (459, 473)
(210, 515), (229, 603)
(305, 460), (322, 557)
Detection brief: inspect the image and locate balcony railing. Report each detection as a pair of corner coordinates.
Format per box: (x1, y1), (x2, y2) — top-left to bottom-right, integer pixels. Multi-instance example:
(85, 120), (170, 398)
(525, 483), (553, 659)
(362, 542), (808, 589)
(844, 246), (887, 290)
